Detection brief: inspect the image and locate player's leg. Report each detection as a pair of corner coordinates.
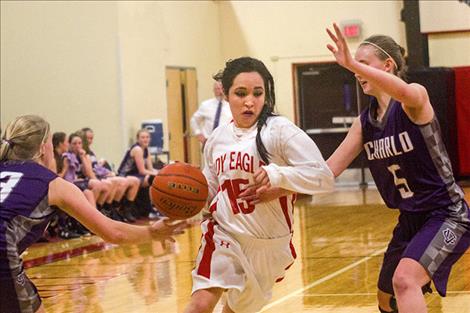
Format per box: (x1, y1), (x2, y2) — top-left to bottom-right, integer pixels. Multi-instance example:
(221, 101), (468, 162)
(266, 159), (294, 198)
(222, 303), (235, 313)
(142, 174), (155, 188)
(378, 277), (432, 312)
(102, 178), (116, 205)
(377, 221), (405, 313)
(124, 175), (140, 201)
(377, 289), (397, 313)
(107, 176), (135, 222)
(1, 267), (43, 313)
(392, 258), (430, 313)
(110, 176), (128, 201)
(184, 287), (224, 313)
(121, 176), (140, 220)
(187, 220), (247, 313)
(394, 201), (470, 312)
(83, 189), (96, 208)
(88, 178), (108, 206)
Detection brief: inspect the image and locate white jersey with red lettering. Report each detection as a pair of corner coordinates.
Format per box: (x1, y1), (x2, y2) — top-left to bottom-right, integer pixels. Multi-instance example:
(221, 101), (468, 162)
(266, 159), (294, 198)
(202, 115), (334, 239)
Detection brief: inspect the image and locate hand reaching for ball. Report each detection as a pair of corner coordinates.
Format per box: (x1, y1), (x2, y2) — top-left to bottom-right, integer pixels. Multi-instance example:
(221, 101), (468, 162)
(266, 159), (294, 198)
(149, 217), (188, 243)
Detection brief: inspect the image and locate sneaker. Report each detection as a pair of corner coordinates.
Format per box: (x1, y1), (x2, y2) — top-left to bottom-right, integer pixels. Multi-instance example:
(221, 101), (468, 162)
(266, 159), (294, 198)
(120, 208), (136, 223)
(59, 228), (81, 240)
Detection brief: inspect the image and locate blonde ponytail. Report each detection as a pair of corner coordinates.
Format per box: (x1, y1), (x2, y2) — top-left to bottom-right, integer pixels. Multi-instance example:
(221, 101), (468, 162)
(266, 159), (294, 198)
(1, 115), (50, 161)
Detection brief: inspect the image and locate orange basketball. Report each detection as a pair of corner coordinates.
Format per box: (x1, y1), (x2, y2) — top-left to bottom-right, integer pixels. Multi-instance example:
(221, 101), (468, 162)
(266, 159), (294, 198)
(150, 162), (208, 220)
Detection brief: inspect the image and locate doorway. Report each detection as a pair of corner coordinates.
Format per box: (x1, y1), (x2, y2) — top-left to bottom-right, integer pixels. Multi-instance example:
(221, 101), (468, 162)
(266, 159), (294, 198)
(293, 62), (371, 186)
(165, 67), (200, 166)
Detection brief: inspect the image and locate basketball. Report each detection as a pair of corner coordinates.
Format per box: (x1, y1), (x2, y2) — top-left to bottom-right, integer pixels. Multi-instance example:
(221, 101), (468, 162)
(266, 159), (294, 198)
(150, 162), (208, 220)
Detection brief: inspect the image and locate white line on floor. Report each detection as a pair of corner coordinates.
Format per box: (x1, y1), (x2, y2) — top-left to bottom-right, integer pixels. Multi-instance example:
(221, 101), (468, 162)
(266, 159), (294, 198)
(297, 290), (470, 297)
(260, 247), (387, 312)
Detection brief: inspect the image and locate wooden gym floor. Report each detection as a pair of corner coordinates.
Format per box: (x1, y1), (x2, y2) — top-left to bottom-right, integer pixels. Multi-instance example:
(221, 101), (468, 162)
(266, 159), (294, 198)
(23, 186), (470, 313)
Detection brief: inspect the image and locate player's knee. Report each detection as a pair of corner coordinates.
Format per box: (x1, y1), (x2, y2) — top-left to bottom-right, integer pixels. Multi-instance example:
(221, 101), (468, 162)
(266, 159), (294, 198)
(103, 180), (113, 192)
(89, 180), (103, 192)
(185, 288), (223, 313)
(129, 176), (140, 185)
(118, 179), (128, 189)
(185, 299), (215, 313)
(392, 270), (414, 294)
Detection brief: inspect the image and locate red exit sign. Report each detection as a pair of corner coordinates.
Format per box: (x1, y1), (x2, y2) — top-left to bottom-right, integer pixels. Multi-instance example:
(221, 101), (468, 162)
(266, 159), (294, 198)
(341, 21), (362, 38)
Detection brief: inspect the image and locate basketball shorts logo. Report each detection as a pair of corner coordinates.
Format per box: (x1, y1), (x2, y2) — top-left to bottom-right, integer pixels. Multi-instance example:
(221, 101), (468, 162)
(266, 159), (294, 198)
(219, 240), (230, 248)
(17, 272), (26, 286)
(442, 228), (457, 246)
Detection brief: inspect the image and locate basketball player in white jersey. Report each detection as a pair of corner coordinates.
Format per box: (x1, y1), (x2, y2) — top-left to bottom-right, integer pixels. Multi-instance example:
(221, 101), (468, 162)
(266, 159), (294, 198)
(184, 57), (334, 313)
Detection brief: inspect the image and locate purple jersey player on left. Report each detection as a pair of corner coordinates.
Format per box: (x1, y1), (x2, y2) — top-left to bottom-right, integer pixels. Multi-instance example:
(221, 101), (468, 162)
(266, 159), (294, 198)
(0, 115), (187, 313)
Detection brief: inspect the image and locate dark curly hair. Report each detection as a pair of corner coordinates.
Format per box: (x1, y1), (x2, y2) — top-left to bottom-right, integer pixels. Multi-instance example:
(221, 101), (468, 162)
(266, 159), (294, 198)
(214, 57), (276, 164)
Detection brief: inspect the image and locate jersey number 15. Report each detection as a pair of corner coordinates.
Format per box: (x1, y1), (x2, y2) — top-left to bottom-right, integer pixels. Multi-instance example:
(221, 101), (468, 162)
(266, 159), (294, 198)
(220, 178), (255, 214)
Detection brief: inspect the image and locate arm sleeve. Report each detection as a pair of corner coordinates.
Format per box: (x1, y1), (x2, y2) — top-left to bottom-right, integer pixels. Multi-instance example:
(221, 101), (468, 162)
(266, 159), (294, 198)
(262, 121), (334, 195)
(202, 137), (219, 204)
(190, 105), (205, 136)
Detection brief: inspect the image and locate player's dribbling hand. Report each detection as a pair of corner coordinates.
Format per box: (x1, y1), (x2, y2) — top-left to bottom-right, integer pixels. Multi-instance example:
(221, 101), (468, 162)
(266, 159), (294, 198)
(326, 23), (354, 70)
(149, 217), (187, 243)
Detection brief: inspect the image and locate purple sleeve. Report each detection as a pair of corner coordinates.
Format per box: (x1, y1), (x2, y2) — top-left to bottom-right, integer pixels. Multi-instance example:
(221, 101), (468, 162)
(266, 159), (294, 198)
(62, 152), (77, 182)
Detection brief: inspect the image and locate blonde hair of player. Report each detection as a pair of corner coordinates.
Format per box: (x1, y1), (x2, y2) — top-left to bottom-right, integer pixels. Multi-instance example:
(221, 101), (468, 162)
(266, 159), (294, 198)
(0, 115), (50, 162)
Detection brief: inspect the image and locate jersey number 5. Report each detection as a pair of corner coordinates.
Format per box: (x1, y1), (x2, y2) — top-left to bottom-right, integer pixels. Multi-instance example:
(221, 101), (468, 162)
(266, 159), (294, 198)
(387, 164), (414, 199)
(220, 178), (255, 214)
(0, 171), (23, 203)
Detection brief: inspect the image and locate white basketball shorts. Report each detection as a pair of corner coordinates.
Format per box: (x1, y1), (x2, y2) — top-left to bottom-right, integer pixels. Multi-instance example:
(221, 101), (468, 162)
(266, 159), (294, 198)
(191, 219), (296, 313)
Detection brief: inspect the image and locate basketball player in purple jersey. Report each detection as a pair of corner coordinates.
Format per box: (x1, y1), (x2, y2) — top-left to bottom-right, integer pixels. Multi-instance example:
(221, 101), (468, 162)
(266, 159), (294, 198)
(325, 23), (470, 313)
(0, 115), (186, 313)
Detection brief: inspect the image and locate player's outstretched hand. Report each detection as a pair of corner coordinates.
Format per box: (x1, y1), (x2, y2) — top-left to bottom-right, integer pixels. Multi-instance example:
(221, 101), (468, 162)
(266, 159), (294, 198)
(149, 218), (187, 243)
(326, 23), (354, 70)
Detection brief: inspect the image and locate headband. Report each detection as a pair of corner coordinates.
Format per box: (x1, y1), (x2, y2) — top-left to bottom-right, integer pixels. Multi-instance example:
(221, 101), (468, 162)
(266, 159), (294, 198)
(361, 41), (398, 70)
(2, 139), (13, 147)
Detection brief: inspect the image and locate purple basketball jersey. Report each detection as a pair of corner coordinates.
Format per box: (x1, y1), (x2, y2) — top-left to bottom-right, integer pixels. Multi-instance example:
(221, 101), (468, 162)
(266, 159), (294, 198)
(360, 98), (464, 212)
(117, 143), (149, 176)
(1, 160), (57, 313)
(1, 161), (57, 260)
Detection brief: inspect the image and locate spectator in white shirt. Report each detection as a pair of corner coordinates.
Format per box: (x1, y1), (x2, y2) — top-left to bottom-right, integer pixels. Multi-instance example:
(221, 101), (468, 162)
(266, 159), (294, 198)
(190, 80), (232, 148)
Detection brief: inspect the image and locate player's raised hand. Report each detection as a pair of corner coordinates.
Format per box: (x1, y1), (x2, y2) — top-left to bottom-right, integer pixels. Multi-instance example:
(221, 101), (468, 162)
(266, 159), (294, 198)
(148, 218), (187, 243)
(326, 23), (354, 70)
